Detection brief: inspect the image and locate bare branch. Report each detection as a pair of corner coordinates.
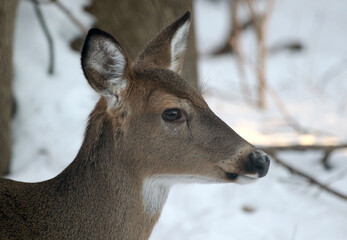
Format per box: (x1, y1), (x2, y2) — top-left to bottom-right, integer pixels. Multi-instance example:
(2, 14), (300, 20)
(262, 143), (347, 153)
(321, 149), (333, 170)
(31, 0), (54, 74)
(263, 143), (347, 171)
(245, 0), (276, 108)
(229, 0), (253, 105)
(29, 0), (89, 34)
(54, 0), (88, 34)
(267, 152), (347, 201)
(266, 85), (308, 134)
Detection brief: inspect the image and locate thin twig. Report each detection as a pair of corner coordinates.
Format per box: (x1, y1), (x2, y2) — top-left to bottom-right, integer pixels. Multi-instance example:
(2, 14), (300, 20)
(28, 0), (89, 34)
(263, 143), (347, 169)
(321, 149), (333, 169)
(313, 166), (347, 199)
(245, 0), (275, 108)
(220, 1), (311, 134)
(265, 79), (335, 136)
(54, 0), (88, 34)
(31, 0), (54, 74)
(326, 167), (347, 185)
(229, 0), (253, 105)
(267, 152), (347, 201)
(263, 143), (347, 176)
(262, 143), (347, 153)
(266, 85), (307, 134)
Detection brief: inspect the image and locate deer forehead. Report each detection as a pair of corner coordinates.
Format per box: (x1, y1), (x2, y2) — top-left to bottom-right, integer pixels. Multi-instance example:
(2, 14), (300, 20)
(131, 67), (207, 108)
(146, 91), (191, 113)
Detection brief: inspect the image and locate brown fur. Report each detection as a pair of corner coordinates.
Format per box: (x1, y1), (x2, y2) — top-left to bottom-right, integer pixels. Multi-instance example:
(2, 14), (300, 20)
(0, 12), (268, 239)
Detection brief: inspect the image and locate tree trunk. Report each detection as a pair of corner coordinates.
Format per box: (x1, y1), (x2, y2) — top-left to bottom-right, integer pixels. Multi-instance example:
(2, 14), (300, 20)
(0, 0), (18, 175)
(85, 0), (198, 89)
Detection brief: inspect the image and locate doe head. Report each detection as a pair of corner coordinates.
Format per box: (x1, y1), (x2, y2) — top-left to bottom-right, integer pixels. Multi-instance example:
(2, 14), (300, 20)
(81, 11), (269, 187)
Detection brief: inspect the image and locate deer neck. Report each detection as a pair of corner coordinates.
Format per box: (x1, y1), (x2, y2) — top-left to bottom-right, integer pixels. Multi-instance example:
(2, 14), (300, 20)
(52, 99), (160, 239)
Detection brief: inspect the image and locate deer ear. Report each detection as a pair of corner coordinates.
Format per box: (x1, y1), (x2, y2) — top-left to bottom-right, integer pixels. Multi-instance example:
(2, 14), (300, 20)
(81, 28), (129, 108)
(137, 11), (191, 74)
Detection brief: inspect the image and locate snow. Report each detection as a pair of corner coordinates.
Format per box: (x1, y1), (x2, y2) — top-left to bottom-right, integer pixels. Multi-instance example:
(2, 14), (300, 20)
(8, 0), (347, 239)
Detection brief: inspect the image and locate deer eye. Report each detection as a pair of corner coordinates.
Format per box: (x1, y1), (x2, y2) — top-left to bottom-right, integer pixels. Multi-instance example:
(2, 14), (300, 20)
(162, 108), (186, 122)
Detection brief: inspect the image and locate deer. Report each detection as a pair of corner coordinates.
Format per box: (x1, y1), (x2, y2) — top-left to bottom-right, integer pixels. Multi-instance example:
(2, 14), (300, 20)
(0, 11), (270, 239)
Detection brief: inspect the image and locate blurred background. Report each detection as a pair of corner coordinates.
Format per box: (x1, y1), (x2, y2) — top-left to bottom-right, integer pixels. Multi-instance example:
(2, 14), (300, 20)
(0, 0), (346, 239)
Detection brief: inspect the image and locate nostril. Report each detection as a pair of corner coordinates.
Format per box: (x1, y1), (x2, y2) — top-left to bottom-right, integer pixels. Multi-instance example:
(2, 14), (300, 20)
(254, 161), (265, 176)
(254, 160), (265, 169)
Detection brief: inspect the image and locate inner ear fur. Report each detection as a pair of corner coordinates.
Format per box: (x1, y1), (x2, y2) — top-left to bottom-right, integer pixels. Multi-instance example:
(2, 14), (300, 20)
(81, 28), (130, 107)
(137, 11), (191, 74)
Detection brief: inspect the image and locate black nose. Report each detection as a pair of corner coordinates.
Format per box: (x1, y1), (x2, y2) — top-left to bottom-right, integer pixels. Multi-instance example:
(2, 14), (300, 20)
(249, 150), (270, 177)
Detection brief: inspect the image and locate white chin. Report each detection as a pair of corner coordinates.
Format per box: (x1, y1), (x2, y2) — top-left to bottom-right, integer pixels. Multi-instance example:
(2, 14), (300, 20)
(235, 175), (258, 185)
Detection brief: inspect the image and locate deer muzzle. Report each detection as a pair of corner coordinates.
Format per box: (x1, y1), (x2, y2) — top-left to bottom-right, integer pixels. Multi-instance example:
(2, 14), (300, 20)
(220, 148), (270, 183)
(248, 149), (270, 178)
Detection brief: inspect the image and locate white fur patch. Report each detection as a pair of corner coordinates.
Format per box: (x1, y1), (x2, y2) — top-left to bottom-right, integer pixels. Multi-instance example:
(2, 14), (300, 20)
(235, 175), (258, 185)
(242, 173), (260, 179)
(142, 174), (219, 215)
(169, 21), (190, 73)
(91, 40), (127, 107)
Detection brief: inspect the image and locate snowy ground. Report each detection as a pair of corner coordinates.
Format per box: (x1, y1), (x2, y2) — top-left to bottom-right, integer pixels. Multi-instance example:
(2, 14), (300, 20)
(8, 0), (347, 239)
